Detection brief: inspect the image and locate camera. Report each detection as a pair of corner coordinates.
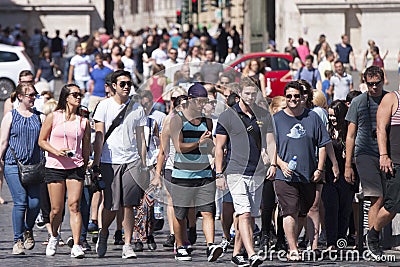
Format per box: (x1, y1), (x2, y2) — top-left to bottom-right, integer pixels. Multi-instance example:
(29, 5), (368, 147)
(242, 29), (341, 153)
(66, 150), (76, 157)
(85, 169), (106, 193)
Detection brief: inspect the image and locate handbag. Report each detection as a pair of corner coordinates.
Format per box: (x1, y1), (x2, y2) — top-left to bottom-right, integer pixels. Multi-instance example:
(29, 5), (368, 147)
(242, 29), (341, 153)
(10, 147), (45, 186)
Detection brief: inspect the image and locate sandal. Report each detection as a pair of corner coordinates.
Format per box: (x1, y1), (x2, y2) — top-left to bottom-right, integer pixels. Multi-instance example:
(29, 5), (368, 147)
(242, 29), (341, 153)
(287, 250), (302, 261)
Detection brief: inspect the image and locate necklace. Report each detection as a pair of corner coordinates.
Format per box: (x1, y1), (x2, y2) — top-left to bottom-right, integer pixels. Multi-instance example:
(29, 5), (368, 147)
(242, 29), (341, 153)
(63, 111), (79, 151)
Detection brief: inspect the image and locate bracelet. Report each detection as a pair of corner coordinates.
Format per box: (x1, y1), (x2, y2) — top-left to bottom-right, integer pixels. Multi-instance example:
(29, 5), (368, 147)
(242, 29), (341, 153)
(270, 164), (277, 167)
(380, 154), (388, 157)
(317, 169), (325, 173)
(216, 173), (224, 179)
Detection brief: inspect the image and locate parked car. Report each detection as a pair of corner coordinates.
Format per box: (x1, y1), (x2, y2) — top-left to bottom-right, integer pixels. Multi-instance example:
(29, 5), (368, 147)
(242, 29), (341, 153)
(0, 44), (34, 100)
(226, 52), (292, 98)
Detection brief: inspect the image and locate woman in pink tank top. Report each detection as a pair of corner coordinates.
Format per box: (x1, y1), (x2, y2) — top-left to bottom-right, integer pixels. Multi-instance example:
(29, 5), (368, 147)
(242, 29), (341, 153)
(38, 84), (90, 258)
(147, 64), (166, 113)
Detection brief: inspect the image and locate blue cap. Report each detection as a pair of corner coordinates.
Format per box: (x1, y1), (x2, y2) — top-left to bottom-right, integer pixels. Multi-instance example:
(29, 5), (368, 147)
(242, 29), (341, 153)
(188, 83), (208, 98)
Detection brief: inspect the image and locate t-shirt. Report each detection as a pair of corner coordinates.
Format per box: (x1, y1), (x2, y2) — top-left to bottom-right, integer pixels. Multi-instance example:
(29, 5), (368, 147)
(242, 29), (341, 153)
(70, 54), (91, 81)
(274, 109), (331, 183)
(335, 43), (353, 64)
(200, 62), (223, 83)
(90, 66), (113, 97)
(295, 67), (322, 88)
(216, 103), (274, 176)
(93, 97), (146, 164)
(345, 92), (387, 158)
(330, 72), (353, 101)
(38, 58), (55, 82)
(151, 48), (168, 65)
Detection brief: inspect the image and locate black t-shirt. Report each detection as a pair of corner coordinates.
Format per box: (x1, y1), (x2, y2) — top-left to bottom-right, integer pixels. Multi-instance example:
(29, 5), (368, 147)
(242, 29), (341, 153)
(216, 103), (274, 176)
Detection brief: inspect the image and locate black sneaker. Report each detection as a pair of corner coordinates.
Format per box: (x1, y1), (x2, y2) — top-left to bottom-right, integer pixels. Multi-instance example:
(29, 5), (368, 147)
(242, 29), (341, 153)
(66, 236), (74, 248)
(187, 227), (197, 245)
(249, 254), (263, 267)
(175, 246), (192, 261)
(133, 241), (144, 252)
(259, 233), (270, 252)
(81, 239), (92, 251)
(163, 234), (175, 248)
(207, 244), (223, 262)
(113, 230), (124, 245)
(366, 232), (383, 261)
(231, 254), (249, 267)
(147, 235), (157, 251)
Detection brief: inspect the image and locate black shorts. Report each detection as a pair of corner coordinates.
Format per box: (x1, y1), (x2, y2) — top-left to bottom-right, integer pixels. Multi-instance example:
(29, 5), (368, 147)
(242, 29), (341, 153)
(45, 166), (85, 183)
(274, 180), (316, 217)
(384, 164), (400, 213)
(170, 177), (215, 220)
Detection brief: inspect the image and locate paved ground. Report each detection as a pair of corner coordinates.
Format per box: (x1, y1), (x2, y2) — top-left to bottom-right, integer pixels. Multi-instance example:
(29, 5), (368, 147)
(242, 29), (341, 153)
(0, 181), (399, 267)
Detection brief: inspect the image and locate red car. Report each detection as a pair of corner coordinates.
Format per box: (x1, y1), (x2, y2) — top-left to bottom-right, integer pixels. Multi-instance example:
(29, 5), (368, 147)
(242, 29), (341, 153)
(226, 52), (293, 98)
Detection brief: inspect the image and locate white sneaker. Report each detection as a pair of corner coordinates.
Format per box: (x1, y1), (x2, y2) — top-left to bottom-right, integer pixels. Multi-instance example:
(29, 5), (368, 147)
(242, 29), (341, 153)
(46, 235), (59, 256)
(122, 244), (137, 259)
(71, 244), (85, 258)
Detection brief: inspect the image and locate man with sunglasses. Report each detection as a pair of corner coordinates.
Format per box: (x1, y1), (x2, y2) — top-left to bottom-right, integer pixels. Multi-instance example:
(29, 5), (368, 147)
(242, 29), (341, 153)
(92, 70), (147, 259)
(163, 48), (180, 82)
(345, 66), (388, 260)
(273, 81), (330, 261)
(215, 77), (276, 266)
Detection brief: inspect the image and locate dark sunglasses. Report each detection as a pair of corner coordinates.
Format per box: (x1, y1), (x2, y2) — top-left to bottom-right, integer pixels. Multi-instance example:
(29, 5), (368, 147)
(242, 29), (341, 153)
(285, 94), (301, 99)
(366, 80), (382, 87)
(69, 92), (83, 98)
(25, 93), (38, 98)
(119, 81), (133, 88)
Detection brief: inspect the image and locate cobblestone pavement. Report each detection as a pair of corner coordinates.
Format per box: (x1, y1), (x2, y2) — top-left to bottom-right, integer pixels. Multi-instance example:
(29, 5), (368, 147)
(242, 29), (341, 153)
(0, 183), (399, 267)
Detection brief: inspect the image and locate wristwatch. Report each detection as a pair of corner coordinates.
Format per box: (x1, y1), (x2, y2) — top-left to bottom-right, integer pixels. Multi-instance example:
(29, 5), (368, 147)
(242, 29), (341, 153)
(216, 173), (224, 179)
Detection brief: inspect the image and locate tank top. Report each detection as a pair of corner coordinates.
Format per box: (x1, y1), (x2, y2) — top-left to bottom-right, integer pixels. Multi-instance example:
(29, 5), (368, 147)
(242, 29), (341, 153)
(45, 110), (87, 169)
(172, 113), (212, 179)
(150, 76), (165, 104)
(389, 91), (400, 164)
(4, 109), (42, 165)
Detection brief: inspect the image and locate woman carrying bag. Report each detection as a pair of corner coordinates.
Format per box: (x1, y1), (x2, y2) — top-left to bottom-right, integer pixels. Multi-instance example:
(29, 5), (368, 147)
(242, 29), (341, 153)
(38, 84), (91, 258)
(0, 82), (44, 255)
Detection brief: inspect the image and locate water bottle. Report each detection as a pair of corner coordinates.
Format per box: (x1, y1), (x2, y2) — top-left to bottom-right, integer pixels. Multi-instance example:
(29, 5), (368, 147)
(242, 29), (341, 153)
(230, 225), (235, 241)
(288, 156), (297, 171)
(154, 187), (164, 220)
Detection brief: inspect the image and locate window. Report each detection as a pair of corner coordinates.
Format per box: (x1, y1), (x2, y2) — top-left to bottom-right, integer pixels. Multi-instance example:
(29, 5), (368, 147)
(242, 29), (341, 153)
(0, 51), (19, 62)
(131, 0), (138, 14)
(144, 0), (154, 12)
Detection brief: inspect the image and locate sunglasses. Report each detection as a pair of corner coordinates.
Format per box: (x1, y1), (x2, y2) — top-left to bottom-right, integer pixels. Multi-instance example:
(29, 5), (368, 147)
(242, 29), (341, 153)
(119, 81), (133, 88)
(25, 93), (38, 98)
(285, 94), (301, 99)
(69, 92), (83, 98)
(366, 80), (382, 87)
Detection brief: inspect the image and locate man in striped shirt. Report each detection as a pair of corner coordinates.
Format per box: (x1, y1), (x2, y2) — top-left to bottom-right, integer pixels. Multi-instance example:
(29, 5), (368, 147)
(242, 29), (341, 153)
(169, 83), (223, 262)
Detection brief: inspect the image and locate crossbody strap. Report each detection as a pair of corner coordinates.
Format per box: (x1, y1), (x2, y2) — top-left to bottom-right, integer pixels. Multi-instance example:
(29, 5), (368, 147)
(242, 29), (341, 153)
(233, 109), (262, 151)
(103, 97), (135, 144)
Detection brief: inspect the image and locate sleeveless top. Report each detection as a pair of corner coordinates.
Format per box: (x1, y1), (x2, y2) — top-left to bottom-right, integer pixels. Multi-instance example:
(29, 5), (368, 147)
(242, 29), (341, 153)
(150, 76), (165, 104)
(45, 110), (87, 169)
(4, 109), (42, 165)
(389, 91), (400, 164)
(172, 113), (212, 179)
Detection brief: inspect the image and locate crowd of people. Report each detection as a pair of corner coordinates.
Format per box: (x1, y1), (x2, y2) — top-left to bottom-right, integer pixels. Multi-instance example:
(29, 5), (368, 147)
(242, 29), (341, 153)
(0, 22), (399, 266)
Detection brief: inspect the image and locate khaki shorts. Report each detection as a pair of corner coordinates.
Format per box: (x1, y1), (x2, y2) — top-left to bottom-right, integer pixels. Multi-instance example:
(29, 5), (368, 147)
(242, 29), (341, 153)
(355, 154), (386, 198)
(226, 174), (264, 217)
(100, 160), (147, 211)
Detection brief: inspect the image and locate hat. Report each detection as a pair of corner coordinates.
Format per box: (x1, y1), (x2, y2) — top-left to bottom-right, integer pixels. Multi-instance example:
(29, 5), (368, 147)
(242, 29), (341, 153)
(188, 83), (208, 98)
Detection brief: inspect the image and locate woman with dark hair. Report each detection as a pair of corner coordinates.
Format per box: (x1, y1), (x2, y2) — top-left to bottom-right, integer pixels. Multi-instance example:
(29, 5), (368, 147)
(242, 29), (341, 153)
(35, 46), (56, 92)
(322, 100), (354, 250)
(38, 84), (91, 258)
(0, 82), (43, 255)
(243, 59), (266, 98)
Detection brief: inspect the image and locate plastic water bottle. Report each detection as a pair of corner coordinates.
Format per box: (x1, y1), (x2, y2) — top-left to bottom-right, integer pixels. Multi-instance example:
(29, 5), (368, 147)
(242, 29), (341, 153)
(154, 187), (164, 220)
(230, 225), (235, 241)
(288, 156), (297, 171)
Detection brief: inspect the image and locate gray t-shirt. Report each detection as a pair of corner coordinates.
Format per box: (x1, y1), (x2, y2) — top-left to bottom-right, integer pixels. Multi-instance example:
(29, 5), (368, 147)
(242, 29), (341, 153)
(345, 92), (386, 157)
(200, 62), (223, 83)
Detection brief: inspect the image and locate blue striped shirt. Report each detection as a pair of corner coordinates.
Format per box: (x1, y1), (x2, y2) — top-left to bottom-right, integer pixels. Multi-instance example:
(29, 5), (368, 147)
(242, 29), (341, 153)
(172, 113), (212, 179)
(4, 109), (42, 165)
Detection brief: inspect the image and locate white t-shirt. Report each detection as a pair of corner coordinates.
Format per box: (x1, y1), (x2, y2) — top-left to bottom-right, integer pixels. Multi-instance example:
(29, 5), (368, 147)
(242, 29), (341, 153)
(151, 48), (168, 65)
(93, 97), (146, 164)
(70, 55), (91, 81)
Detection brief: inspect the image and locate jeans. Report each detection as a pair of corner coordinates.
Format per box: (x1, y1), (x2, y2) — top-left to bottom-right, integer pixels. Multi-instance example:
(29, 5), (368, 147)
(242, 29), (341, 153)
(80, 187), (92, 241)
(4, 165), (41, 242)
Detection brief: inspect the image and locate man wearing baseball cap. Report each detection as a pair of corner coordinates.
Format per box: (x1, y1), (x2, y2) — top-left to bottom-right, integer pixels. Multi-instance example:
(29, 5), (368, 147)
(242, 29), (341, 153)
(169, 83), (223, 262)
